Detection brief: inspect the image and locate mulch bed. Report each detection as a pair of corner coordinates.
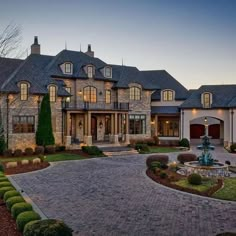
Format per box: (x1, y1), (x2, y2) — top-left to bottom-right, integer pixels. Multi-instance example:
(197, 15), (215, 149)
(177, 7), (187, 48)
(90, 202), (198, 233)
(0, 199), (22, 236)
(146, 168), (223, 197)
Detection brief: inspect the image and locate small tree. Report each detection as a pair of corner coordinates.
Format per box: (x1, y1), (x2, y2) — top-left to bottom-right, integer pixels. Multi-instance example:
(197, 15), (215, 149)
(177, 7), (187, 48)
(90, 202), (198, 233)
(36, 94), (55, 146)
(0, 109), (6, 154)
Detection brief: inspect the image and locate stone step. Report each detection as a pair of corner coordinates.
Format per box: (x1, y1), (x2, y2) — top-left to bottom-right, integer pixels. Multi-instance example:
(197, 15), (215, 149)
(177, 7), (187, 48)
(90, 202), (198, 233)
(104, 150), (139, 156)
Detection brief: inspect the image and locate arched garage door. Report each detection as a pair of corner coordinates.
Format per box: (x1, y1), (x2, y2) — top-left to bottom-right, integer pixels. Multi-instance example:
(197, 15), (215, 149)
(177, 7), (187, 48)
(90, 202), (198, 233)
(209, 124), (220, 139)
(190, 124), (205, 139)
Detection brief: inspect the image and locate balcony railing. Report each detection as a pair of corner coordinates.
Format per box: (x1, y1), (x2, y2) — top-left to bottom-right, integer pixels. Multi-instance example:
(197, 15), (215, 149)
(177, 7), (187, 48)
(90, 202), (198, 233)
(62, 100), (129, 111)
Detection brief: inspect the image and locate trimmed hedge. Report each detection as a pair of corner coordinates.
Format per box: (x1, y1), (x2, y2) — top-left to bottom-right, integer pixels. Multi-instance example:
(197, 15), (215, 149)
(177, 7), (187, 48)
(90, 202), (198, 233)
(230, 143), (236, 153)
(135, 144), (150, 153)
(146, 155), (169, 168)
(179, 138), (190, 148)
(0, 181), (12, 188)
(177, 153), (197, 164)
(188, 173), (202, 185)
(45, 145), (56, 154)
(25, 148), (34, 156)
(82, 146), (103, 156)
(11, 202), (33, 219)
(3, 190), (20, 202)
(6, 196), (25, 210)
(14, 149), (23, 157)
(3, 149), (12, 157)
(0, 177), (8, 182)
(35, 146), (44, 155)
(23, 219), (73, 236)
(0, 186), (15, 198)
(16, 211), (41, 232)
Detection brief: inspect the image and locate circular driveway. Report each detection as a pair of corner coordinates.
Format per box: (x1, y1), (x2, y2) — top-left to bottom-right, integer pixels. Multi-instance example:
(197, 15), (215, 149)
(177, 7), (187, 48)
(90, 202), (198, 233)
(11, 150), (236, 236)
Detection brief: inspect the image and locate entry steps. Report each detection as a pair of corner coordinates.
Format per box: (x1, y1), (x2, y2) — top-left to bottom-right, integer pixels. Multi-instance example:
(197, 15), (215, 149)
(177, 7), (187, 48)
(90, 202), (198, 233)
(99, 146), (139, 156)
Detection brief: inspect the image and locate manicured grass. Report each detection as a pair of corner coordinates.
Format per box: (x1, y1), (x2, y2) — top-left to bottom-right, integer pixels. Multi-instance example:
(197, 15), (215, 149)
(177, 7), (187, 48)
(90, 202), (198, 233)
(213, 177), (236, 201)
(149, 147), (181, 153)
(0, 153), (87, 163)
(174, 178), (217, 192)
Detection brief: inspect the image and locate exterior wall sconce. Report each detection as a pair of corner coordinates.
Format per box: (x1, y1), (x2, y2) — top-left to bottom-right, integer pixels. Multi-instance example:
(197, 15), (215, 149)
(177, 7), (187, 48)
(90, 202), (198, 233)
(78, 90), (82, 96)
(79, 121), (83, 129)
(99, 91), (103, 96)
(99, 121), (103, 129)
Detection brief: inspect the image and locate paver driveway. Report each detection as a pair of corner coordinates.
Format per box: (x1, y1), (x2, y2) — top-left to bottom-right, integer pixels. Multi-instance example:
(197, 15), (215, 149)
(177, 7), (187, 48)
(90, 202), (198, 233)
(11, 150), (236, 236)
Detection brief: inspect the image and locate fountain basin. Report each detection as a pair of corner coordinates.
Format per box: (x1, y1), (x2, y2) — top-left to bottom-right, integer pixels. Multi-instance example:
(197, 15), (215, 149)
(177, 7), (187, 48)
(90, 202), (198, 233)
(184, 161), (229, 177)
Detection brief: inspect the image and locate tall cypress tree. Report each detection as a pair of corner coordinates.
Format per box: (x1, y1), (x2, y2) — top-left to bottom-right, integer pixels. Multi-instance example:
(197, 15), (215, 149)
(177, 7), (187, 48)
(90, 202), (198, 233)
(36, 94), (55, 146)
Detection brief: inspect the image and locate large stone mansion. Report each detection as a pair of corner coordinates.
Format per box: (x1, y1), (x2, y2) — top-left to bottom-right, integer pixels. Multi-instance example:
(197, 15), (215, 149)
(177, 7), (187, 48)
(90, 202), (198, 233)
(0, 37), (235, 150)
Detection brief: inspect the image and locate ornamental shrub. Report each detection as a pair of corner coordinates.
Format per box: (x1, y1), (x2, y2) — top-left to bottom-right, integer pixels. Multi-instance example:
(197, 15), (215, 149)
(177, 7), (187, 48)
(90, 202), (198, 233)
(177, 153), (197, 164)
(179, 138), (190, 148)
(146, 155), (169, 168)
(188, 173), (202, 185)
(6, 196), (25, 210)
(35, 146), (44, 155)
(56, 145), (66, 152)
(0, 176), (8, 182)
(0, 181), (12, 188)
(150, 161), (161, 171)
(0, 164), (4, 172)
(230, 143), (236, 153)
(11, 202), (33, 219)
(14, 149), (23, 157)
(3, 190), (20, 202)
(16, 211), (41, 232)
(135, 144), (150, 153)
(23, 219), (73, 236)
(24, 148), (34, 156)
(45, 145), (56, 154)
(160, 171), (168, 179)
(3, 149), (12, 157)
(0, 186), (14, 198)
(82, 146), (103, 156)
(36, 94), (55, 146)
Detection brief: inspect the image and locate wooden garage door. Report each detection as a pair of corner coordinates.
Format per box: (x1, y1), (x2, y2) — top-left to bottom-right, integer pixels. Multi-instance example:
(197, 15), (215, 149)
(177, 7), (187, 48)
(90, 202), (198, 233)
(190, 124), (205, 139)
(208, 124), (220, 139)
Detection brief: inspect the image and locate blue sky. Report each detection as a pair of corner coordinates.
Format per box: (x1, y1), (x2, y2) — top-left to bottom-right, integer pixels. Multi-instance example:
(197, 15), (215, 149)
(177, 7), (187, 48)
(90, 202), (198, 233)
(1, 0), (235, 89)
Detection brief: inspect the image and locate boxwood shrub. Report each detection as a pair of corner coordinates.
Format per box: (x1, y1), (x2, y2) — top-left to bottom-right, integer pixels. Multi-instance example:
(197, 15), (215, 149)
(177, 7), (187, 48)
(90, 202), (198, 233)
(35, 146), (44, 155)
(188, 173), (202, 185)
(177, 153), (197, 164)
(146, 155), (169, 168)
(14, 149), (23, 157)
(45, 145), (56, 154)
(6, 196), (25, 210)
(0, 177), (8, 182)
(23, 219), (73, 236)
(16, 211), (41, 232)
(230, 143), (236, 153)
(82, 146), (103, 156)
(3, 190), (20, 202)
(11, 202), (33, 219)
(0, 186), (15, 198)
(179, 138), (190, 148)
(24, 147), (34, 156)
(135, 144), (150, 153)
(0, 181), (12, 188)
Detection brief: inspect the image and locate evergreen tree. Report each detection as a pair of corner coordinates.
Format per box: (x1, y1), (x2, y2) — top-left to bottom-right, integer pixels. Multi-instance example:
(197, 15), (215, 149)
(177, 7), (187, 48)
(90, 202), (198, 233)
(0, 109), (6, 154)
(36, 94), (55, 146)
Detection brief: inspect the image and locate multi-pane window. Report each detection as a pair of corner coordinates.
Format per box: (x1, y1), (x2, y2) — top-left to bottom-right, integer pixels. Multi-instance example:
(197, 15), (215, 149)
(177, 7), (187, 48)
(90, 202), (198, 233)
(65, 87), (71, 102)
(129, 115), (146, 134)
(65, 63), (72, 74)
(83, 86), (97, 103)
(87, 66), (93, 78)
(158, 118), (179, 137)
(130, 87), (141, 100)
(105, 67), (112, 78)
(49, 86), (56, 102)
(105, 90), (111, 104)
(203, 93), (211, 108)
(13, 116), (35, 133)
(20, 83), (28, 101)
(163, 90), (174, 101)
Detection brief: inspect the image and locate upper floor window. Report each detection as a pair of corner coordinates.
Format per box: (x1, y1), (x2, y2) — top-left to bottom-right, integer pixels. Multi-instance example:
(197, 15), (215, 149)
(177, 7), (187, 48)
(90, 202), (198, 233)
(104, 67), (112, 78)
(65, 87), (71, 102)
(105, 90), (111, 103)
(202, 92), (212, 108)
(65, 63), (72, 74)
(49, 85), (56, 102)
(87, 66), (93, 78)
(20, 83), (28, 101)
(130, 87), (141, 100)
(163, 90), (174, 101)
(83, 86), (97, 103)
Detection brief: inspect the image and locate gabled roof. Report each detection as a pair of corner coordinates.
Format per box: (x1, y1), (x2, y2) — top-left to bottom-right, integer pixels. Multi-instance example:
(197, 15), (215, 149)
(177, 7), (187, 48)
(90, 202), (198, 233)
(181, 85), (236, 108)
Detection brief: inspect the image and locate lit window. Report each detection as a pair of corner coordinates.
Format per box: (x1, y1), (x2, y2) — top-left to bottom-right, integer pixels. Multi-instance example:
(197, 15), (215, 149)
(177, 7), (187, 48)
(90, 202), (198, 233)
(203, 93), (211, 108)
(20, 83), (28, 101)
(87, 66), (93, 78)
(158, 119), (179, 137)
(13, 116), (35, 133)
(130, 87), (141, 100)
(49, 86), (56, 102)
(65, 87), (71, 102)
(163, 90), (174, 101)
(105, 67), (112, 78)
(129, 115), (146, 134)
(105, 90), (111, 103)
(65, 63), (72, 74)
(83, 86), (97, 103)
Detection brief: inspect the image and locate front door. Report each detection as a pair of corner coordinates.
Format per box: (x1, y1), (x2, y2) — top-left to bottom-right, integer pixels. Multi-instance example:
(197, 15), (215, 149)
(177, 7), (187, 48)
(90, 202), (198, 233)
(91, 116), (97, 140)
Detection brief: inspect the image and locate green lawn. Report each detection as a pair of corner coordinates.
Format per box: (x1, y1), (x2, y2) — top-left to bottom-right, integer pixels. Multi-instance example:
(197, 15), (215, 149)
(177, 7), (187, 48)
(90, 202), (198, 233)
(0, 153), (87, 163)
(174, 178), (217, 192)
(213, 177), (236, 201)
(149, 147), (181, 153)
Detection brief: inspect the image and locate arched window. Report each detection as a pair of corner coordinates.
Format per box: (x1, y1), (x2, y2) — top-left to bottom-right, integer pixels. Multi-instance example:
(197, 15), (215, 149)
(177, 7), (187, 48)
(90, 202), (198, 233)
(49, 85), (56, 102)
(203, 92), (211, 108)
(20, 83), (28, 101)
(130, 87), (141, 100)
(83, 86), (97, 103)
(163, 90), (174, 101)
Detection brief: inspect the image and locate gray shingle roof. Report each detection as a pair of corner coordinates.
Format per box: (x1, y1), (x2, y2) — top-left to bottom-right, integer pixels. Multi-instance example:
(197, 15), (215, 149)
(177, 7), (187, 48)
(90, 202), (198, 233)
(151, 106), (180, 114)
(181, 85), (236, 108)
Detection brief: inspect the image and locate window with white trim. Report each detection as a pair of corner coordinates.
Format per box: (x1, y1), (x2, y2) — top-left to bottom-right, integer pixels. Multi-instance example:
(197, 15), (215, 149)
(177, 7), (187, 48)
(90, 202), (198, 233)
(87, 66), (93, 78)
(104, 67), (112, 78)
(20, 83), (28, 101)
(49, 85), (56, 102)
(65, 63), (72, 74)
(163, 90), (174, 101)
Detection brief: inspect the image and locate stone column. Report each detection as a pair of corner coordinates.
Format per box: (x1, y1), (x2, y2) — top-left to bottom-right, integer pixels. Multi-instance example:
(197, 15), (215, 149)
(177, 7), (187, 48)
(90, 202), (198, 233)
(65, 112), (71, 146)
(110, 113), (114, 142)
(125, 113), (130, 144)
(114, 112), (119, 144)
(155, 115), (158, 136)
(86, 112), (92, 145)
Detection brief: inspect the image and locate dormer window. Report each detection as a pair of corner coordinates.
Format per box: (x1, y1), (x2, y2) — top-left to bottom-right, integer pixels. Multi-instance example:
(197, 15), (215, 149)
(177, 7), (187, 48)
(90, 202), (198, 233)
(202, 92), (212, 108)
(20, 82), (29, 101)
(163, 90), (174, 101)
(49, 85), (57, 102)
(104, 67), (112, 78)
(87, 66), (93, 78)
(65, 63), (72, 74)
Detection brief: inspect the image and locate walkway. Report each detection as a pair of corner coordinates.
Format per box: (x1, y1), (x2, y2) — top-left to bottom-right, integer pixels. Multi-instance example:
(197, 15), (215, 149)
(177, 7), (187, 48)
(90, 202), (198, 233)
(10, 147), (236, 236)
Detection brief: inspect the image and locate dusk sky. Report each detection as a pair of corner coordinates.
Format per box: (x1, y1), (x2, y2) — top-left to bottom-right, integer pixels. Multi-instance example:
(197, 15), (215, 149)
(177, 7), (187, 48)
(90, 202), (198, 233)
(1, 0), (235, 89)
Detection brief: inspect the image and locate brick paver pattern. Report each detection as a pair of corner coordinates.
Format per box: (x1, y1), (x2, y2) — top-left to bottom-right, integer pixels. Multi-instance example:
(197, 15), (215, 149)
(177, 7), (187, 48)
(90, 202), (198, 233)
(12, 147), (236, 236)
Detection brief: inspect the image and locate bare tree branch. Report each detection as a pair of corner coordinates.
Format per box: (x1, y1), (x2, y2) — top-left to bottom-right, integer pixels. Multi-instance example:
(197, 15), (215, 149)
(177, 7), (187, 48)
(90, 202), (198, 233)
(0, 23), (23, 58)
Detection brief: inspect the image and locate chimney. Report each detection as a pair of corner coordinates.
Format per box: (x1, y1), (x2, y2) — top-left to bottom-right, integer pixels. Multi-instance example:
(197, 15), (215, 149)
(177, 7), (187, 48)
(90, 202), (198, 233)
(31, 36), (40, 54)
(85, 44), (94, 57)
